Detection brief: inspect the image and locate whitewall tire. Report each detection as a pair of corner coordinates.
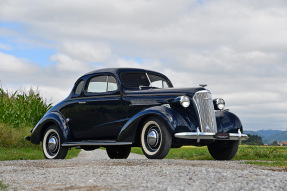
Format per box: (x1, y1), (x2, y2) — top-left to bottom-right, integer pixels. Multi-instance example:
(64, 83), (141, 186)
(141, 117), (172, 159)
(42, 126), (68, 159)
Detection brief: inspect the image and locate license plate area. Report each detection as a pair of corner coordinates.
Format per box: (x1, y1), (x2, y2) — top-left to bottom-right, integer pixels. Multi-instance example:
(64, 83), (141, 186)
(214, 133), (230, 139)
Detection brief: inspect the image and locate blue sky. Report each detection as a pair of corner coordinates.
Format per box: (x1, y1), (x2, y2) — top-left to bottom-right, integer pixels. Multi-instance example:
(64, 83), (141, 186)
(1, 0), (287, 131)
(0, 22), (56, 66)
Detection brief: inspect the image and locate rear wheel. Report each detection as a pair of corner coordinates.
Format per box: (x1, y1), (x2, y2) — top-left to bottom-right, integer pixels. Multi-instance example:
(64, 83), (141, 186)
(106, 146), (131, 159)
(42, 126), (68, 159)
(141, 117), (172, 159)
(207, 140), (239, 160)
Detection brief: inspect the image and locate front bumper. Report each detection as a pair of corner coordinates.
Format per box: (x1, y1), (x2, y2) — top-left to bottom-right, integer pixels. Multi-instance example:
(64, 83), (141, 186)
(174, 128), (248, 143)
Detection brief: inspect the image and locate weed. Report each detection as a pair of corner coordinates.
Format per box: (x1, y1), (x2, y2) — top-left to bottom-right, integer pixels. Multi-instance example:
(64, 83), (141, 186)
(0, 180), (9, 190)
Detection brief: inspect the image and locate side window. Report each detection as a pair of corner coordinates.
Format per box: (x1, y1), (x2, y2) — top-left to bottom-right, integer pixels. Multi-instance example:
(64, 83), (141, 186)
(74, 80), (84, 95)
(87, 75), (118, 93)
(107, 76), (118, 91)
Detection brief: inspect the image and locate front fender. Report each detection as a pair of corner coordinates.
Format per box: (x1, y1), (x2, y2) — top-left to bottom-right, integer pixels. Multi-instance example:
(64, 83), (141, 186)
(215, 110), (243, 133)
(30, 112), (71, 144)
(117, 106), (197, 143)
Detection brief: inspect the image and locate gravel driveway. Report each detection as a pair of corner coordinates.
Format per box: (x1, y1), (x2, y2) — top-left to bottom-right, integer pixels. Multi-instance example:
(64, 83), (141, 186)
(0, 149), (286, 191)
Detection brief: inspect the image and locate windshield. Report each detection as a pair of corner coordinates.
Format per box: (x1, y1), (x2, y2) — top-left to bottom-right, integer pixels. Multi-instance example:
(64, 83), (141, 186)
(121, 72), (172, 90)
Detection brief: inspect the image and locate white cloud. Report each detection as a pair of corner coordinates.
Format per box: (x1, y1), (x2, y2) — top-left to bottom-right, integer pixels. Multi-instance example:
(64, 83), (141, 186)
(59, 42), (111, 63)
(0, 43), (12, 50)
(50, 53), (92, 73)
(0, 52), (38, 74)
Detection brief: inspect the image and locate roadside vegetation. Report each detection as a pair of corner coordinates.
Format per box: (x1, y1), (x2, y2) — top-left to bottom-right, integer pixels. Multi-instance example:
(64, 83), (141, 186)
(0, 86), (80, 161)
(131, 145), (287, 169)
(0, 180), (9, 190)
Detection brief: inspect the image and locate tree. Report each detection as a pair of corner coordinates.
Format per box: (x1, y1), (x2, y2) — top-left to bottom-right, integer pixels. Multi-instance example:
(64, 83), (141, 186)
(271, 140), (278, 146)
(242, 134), (264, 145)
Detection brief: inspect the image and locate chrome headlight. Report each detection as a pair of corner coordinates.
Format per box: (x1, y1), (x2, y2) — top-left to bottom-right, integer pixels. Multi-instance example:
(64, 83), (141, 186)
(174, 96), (190, 108)
(213, 98), (225, 110)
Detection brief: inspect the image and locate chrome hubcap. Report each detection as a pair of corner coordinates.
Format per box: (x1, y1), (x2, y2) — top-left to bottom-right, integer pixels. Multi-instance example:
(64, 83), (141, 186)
(147, 129), (159, 147)
(48, 136), (58, 152)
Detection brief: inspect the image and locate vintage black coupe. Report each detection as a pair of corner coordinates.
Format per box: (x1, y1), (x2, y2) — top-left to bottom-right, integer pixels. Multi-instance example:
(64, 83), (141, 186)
(26, 68), (247, 160)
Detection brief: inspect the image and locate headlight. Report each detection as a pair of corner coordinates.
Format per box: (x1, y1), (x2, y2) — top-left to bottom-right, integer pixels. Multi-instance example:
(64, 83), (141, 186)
(173, 96), (190, 108)
(213, 98), (225, 110)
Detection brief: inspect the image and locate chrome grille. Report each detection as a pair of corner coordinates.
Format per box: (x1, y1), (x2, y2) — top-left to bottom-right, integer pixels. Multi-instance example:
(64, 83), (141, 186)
(193, 90), (217, 133)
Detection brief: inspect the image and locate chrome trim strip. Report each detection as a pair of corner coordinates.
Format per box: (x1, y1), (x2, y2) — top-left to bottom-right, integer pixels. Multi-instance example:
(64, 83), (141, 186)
(174, 129), (248, 142)
(125, 93), (185, 97)
(62, 141), (132, 147)
(67, 94), (121, 101)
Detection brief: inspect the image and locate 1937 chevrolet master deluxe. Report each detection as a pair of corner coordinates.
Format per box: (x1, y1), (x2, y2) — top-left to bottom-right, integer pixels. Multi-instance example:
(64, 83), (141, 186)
(26, 68), (247, 160)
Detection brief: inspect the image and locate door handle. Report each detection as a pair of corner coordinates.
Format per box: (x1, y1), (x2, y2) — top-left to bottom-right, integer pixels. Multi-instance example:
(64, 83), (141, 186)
(79, 101), (86, 104)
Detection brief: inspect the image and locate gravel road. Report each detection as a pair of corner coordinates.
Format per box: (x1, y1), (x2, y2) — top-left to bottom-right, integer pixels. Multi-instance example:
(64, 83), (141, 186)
(0, 149), (286, 191)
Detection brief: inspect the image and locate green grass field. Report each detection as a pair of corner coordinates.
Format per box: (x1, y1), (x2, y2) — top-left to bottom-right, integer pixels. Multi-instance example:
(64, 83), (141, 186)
(0, 147), (80, 161)
(131, 145), (287, 168)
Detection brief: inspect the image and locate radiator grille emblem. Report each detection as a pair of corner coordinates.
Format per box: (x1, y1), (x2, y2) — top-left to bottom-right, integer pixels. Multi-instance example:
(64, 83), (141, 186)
(206, 125), (210, 131)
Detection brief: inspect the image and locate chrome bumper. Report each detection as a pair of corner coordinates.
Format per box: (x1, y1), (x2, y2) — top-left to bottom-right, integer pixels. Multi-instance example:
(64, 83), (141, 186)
(174, 128), (248, 142)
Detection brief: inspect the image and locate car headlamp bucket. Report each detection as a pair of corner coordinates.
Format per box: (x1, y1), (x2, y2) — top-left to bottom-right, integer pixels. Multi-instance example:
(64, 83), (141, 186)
(213, 98), (225, 110)
(174, 96), (190, 108)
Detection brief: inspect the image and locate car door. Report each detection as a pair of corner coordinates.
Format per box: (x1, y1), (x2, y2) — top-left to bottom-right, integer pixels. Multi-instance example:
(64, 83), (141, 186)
(61, 74), (125, 141)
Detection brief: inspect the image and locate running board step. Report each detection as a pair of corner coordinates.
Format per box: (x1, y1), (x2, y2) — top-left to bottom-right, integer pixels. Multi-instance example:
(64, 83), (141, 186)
(62, 140), (132, 147)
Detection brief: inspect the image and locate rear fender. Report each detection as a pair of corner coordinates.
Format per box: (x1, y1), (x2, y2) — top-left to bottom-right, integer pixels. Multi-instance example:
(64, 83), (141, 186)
(30, 112), (71, 144)
(215, 110), (243, 133)
(117, 106), (196, 143)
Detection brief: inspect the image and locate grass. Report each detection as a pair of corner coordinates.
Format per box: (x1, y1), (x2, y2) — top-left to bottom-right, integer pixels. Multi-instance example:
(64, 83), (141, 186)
(0, 180), (9, 190)
(131, 145), (287, 169)
(0, 86), (80, 161)
(0, 147), (80, 161)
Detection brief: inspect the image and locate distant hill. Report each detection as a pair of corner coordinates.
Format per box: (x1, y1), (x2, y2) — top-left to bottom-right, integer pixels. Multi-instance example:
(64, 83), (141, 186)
(244, 130), (282, 139)
(257, 130), (282, 139)
(266, 131), (287, 143)
(244, 130), (287, 144)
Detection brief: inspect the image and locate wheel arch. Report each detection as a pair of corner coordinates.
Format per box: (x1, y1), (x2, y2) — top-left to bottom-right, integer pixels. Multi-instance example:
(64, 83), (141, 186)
(30, 112), (71, 144)
(215, 110), (243, 133)
(116, 106), (189, 144)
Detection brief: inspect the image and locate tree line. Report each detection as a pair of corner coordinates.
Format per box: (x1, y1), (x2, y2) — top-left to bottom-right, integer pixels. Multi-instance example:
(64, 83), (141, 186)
(242, 134), (282, 146)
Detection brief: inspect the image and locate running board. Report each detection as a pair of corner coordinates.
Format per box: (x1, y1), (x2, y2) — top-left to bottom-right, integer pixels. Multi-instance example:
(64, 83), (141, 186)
(62, 140), (132, 147)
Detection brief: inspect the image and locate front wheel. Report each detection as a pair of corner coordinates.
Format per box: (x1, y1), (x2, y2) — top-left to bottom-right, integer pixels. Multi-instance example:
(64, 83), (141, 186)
(207, 140), (239, 160)
(106, 146), (131, 159)
(141, 117), (172, 159)
(42, 126), (68, 159)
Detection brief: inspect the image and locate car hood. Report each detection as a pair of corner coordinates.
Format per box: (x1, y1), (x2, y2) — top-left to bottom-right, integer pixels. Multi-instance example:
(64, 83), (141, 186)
(125, 87), (206, 97)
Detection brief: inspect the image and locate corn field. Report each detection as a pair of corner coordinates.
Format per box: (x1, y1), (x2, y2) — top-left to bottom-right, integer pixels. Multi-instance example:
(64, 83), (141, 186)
(0, 86), (52, 128)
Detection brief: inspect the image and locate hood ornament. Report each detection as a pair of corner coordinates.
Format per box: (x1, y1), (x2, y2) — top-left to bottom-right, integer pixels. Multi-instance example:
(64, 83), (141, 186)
(199, 84), (207, 88)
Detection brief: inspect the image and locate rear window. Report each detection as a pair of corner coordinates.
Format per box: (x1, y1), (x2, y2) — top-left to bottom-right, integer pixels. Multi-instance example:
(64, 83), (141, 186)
(121, 72), (171, 90)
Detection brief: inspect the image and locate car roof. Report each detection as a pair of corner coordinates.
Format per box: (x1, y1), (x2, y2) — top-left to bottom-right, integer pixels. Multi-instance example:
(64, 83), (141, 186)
(80, 68), (164, 78)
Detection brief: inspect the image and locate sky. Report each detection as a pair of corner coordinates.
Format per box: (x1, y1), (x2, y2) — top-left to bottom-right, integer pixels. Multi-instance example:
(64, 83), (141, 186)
(0, 0), (287, 131)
